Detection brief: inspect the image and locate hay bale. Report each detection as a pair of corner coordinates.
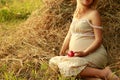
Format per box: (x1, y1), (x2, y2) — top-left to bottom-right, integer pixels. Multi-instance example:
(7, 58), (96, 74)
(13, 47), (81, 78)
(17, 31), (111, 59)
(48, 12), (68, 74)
(26, 0), (120, 65)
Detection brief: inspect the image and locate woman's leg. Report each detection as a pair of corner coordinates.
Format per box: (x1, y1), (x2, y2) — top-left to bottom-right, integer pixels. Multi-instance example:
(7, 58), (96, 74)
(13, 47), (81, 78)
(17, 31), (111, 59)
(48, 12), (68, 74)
(78, 67), (120, 80)
(104, 67), (120, 80)
(79, 67), (105, 79)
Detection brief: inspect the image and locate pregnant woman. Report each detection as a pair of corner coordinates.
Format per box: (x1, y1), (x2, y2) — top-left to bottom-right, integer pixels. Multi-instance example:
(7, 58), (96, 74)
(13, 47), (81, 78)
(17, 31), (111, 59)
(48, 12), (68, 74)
(49, 0), (120, 80)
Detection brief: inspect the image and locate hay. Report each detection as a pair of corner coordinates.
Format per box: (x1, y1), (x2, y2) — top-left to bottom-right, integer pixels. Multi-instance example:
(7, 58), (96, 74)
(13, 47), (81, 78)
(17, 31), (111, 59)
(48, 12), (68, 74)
(0, 0), (120, 78)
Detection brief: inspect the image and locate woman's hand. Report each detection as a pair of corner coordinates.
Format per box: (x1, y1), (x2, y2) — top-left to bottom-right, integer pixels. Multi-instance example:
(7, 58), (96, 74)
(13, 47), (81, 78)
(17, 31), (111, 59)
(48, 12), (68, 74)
(74, 51), (87, 57)
(59, 50), (68, 56)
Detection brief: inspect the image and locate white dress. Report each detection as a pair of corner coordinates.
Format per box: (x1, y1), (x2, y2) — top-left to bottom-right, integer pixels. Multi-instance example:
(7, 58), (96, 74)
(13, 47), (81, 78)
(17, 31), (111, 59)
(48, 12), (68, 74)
(49, 18), (108, 78)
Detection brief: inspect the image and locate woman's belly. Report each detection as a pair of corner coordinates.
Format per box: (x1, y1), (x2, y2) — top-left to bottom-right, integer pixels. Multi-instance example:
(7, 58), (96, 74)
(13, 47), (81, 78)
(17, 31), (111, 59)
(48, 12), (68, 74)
(69, 34), (108, 68)
(69, 35), (95, 52)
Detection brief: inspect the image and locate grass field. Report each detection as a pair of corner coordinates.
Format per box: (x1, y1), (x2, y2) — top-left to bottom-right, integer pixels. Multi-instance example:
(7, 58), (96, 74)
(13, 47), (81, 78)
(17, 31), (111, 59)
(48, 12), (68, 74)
(0, 0), (43, 22)
(0, 0), (43, 32)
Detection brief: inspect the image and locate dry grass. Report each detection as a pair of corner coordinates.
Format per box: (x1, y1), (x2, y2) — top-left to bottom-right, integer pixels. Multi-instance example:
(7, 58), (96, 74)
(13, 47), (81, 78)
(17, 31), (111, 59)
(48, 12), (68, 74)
(0, 0), (120, 79)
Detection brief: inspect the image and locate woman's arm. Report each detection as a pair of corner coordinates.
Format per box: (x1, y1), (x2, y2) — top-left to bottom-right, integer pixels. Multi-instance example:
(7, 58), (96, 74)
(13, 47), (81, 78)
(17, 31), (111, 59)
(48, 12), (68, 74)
(59, 26), (72, 56)
(84, 10), (102, 55)
(75, 10), (103, 57)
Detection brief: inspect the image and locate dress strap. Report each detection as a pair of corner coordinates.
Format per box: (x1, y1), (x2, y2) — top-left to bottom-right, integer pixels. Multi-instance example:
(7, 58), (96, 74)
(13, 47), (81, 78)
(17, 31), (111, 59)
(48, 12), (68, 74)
(87, 19), (103, 29)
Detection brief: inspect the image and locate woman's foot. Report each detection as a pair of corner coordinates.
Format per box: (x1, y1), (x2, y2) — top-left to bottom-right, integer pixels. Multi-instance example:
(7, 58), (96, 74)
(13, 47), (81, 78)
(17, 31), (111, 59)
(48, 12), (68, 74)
(104, 67), (120, 80)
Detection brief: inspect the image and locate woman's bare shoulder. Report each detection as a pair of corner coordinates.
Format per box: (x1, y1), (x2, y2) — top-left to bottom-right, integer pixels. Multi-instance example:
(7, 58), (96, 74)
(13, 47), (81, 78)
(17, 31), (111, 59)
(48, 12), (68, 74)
(90, 10), (100, 17)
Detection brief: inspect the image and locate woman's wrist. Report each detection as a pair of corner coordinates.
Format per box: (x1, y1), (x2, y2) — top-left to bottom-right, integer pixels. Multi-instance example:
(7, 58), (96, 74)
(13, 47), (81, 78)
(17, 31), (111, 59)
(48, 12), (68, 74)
(83, 50), (90, 56)
(59, 50), (65, 56)
(74, 51), (86, 57)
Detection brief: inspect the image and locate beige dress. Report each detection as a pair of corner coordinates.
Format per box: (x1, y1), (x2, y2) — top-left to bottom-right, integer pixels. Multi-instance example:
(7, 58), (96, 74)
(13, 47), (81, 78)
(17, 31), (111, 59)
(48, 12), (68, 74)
(49, 18), (108, 78)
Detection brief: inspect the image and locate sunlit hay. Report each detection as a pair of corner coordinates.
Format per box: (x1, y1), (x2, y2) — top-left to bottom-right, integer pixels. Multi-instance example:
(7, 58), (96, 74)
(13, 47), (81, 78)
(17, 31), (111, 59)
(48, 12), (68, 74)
(98, 1), (120, 65)
(0, 0), (120, 78)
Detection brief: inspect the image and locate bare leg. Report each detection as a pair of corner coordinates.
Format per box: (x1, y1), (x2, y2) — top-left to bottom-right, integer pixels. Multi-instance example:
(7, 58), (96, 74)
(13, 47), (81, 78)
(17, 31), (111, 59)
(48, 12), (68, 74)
(104, 67), (120, 80)
(77, 67), (120, 80)
(78, 67), (105, 79)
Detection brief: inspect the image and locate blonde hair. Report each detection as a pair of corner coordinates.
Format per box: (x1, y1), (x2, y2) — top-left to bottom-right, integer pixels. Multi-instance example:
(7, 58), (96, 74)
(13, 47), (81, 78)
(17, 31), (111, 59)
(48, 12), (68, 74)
(74, 0), (98, 18)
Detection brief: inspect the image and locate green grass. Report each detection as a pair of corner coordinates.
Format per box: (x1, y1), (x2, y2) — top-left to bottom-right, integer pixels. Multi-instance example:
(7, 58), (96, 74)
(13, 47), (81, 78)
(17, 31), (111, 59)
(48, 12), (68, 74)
(0, 0), (43, 22)
(3, 72), (17, 80)
(0, 0), (44, 38)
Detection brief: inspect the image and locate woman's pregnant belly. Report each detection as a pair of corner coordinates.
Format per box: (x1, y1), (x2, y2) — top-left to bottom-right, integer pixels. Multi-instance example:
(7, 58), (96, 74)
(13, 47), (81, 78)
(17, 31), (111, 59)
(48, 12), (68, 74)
(69, 35), (95, 52)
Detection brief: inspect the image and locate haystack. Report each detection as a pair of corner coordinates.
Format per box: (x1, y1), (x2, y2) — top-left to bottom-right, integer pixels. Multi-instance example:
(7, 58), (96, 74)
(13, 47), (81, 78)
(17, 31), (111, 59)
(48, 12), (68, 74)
(0, 0), (120, 78)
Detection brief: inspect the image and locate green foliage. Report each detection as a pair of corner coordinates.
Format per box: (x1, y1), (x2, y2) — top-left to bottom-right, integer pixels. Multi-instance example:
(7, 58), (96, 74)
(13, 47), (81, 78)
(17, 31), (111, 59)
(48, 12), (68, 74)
(0, 7), (14, 22)
(0, 0), (43, 22)
(0, 0), (12, 6)
(0, 64), (7, 73)
(2, 71), (25, 80)
(40, 63), (48, 71)
(0, 0), (6, 5)
(3, 72), (18, 80)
